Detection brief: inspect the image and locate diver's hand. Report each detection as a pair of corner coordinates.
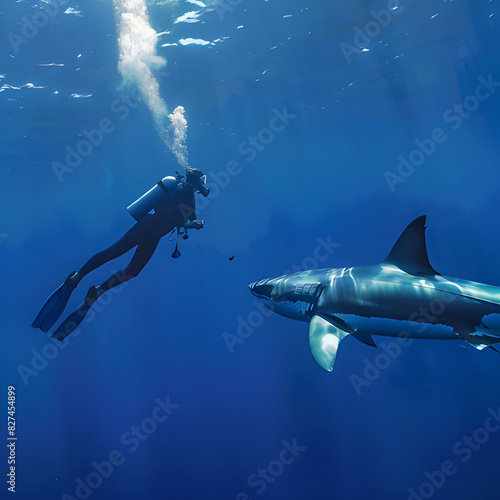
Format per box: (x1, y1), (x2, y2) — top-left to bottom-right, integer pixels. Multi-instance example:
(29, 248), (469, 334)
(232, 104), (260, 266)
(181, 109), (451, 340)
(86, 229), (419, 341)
(185, 220), (204, 230)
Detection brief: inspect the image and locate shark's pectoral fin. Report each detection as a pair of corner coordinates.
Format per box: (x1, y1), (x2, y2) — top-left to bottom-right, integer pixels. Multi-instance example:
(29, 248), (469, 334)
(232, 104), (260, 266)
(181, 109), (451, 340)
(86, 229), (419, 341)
(317, 314), (376, 348)
(309, 315), (350, 372)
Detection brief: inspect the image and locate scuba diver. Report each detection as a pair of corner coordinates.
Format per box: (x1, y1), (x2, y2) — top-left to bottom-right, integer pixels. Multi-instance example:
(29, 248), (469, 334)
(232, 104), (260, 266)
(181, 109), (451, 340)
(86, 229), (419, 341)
(32, 167), (209, 341)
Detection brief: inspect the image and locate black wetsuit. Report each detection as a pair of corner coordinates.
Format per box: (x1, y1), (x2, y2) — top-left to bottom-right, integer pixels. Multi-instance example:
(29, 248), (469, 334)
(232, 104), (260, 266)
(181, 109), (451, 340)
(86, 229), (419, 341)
(76, 184), (197, 293)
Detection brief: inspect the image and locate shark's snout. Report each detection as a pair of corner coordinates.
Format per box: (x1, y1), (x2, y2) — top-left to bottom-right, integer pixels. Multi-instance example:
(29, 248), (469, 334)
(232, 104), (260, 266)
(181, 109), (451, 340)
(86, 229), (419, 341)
(248, 279), (274, 299)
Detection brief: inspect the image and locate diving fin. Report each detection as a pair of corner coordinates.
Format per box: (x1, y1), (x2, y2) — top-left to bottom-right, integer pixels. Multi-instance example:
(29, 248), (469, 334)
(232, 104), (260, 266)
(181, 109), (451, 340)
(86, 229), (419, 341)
(309, 315), (350, 372)
(51, 286), (101, 342)
(32, 273), (78, 332)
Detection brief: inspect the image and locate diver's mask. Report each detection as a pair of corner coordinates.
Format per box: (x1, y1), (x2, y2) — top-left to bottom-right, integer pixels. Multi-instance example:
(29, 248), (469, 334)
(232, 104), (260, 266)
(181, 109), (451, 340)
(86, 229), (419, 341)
(197, 175), (210, 197)
(185, 168), (210, 197)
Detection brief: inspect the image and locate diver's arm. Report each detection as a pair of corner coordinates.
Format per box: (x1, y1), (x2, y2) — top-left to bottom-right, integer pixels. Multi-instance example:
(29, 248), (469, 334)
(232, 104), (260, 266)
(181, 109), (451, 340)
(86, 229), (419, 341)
(182, 194), (204, 229)
(187, 205), (196, 222)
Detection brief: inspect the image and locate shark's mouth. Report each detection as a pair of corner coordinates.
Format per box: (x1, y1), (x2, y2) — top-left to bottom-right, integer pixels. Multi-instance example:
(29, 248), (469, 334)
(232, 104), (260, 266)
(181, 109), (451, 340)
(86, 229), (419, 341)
(249, 280), (323, 303)
(249, 280), (325, 321)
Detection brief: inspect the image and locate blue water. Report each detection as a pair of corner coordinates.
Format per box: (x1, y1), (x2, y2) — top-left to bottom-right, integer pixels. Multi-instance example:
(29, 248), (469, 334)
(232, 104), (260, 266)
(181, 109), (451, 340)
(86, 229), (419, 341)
(2, 1), (500, 499)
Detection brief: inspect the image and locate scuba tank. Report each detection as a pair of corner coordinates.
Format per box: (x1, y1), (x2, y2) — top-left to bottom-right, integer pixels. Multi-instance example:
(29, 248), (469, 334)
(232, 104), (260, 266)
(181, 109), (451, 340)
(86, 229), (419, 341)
(127, 175), (180, 222)
(127, 172), (190, 258)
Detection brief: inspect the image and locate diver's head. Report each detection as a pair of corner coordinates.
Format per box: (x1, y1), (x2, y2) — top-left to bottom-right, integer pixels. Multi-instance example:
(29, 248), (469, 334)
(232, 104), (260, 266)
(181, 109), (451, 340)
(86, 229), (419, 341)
(185, 168), (209, 197)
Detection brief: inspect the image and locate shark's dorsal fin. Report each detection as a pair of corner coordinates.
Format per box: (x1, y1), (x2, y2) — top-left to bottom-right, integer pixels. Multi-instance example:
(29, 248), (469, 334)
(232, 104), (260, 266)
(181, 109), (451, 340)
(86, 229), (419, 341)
(384, 215), (439, 276)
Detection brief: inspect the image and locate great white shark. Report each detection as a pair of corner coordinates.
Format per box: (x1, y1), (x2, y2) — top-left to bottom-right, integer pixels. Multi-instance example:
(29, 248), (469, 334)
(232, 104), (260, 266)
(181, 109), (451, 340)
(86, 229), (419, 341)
(249, 216), (500, 372)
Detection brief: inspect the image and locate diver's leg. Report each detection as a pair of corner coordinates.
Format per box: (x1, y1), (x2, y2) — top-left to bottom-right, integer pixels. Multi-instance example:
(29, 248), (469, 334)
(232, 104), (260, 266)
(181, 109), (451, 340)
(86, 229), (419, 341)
(33, 224), (145, 331)
(50, 237), (160, 340)
(91, 237), (161, 296)
(71, 223), (148, 285)
(33, 230), (138, 331)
